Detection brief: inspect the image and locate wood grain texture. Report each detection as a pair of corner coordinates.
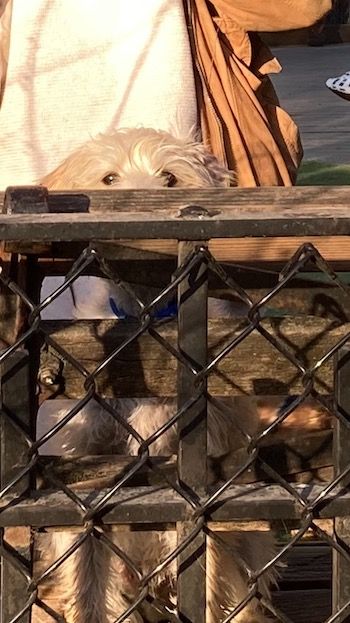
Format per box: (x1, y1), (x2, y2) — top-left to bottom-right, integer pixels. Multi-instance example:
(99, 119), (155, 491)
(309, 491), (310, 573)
(2, 188), (350, 260)
(37, 429), (333, 489)
(1, 483), (349, 525)
(41, 317), (350, 397)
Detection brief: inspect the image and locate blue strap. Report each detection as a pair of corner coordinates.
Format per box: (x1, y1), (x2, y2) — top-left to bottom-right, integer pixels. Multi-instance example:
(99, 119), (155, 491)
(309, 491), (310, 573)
(109, 297), (177, 319)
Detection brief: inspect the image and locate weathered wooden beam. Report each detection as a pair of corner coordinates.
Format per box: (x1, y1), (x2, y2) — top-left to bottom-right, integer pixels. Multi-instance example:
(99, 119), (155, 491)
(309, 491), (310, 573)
(0, 482), (349, 526)
(37, 429), (333, 489)
(3, 187), (350, 259)
(2, 186), (350, 216)
(2, 188), (350, 249)
(6, 236), (350, 263)
(40, 317), (350, 397)
(88, 236), (350, 263)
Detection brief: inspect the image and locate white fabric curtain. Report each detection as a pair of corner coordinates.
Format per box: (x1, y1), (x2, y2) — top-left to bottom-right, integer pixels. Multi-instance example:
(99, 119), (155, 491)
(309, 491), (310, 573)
(0, 0), (197, 187)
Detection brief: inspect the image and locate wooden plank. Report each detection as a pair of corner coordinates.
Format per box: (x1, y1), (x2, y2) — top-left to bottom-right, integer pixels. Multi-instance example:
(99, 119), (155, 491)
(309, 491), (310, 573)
(2, 215), (350, 248)
(40, 317), (350, 397)
(37, 430), (333, 489)
(100, 236), (350, 263)
(3, 187), (350, 246)
(2, 484), (350, 526)
(16, 186), (350, 213)
(4, 186), (350, 258)
(8, 236), (350, 263)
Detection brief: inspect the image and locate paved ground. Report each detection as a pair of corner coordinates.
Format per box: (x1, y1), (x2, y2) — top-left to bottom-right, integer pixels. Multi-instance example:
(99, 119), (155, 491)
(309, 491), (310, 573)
(271, 43), (350, 163)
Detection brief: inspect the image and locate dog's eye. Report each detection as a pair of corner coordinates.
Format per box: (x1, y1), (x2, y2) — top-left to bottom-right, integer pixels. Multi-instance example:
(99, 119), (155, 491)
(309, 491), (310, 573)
(162, 171), (177, 187)
(102, 172), (119, 186)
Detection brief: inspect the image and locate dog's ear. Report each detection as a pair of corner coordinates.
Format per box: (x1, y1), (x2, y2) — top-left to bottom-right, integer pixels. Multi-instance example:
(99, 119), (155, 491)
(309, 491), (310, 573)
(168, 129), (235, 187)
(178, 133), (235, 187)
(40, 150), (84, 190)
(40, 141), (103, 190)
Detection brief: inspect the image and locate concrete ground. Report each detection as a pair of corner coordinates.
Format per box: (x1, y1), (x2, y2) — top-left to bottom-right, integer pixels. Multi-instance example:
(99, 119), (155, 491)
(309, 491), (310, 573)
(271, 43), (350, 164)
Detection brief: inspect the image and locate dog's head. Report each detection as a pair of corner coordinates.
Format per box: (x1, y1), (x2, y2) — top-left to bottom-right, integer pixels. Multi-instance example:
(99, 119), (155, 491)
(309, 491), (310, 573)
(41, 128), (234, 190)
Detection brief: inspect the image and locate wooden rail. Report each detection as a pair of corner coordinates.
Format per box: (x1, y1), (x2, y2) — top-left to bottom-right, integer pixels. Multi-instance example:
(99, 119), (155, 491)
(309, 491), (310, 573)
(37, 429), (333, 489)
(2, 186), (350, 261)
(40, 316), (350, 397)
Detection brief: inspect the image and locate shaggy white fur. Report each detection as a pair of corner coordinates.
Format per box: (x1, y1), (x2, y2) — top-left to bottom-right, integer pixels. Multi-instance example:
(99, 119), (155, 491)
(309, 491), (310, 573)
(38, 399), (278, 623)
(41, 127), (232, 191)
(37, 128), (277, 623)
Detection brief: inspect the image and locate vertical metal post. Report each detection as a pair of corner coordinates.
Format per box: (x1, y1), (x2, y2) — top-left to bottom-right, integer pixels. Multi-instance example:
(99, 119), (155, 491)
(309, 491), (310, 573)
(0, 349), (32, 623)
(177, 242), (208, 623)
(333, 344), (350, 622)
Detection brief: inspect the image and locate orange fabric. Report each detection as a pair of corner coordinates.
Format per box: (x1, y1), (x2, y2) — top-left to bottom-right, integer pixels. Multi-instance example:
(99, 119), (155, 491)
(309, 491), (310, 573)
(207, 0), (332, 33)
(190, 0), (332, 186)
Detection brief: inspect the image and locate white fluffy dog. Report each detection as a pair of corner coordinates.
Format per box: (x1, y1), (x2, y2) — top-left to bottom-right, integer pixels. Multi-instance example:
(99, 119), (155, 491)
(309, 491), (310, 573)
(37, 128), (278, 623)
(41, 127), (232, 191)
(41, 127), (234, 319)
